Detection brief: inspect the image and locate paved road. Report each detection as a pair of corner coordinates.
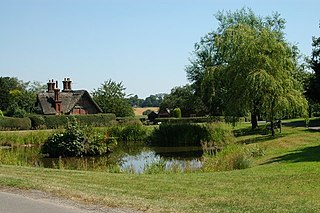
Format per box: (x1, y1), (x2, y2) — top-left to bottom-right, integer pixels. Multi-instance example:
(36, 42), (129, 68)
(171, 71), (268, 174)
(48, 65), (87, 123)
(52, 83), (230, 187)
(0, 191), (91, 213)
(0, 191), (137, 213)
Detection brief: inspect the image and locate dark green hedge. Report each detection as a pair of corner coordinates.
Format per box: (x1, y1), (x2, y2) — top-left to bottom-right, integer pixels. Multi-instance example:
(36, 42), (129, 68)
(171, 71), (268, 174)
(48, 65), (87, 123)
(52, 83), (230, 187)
(73, 114), (116, 127)
(155, 116), (225, 124)
(0, 117), (32, 130)
(30, 114), (116, 129)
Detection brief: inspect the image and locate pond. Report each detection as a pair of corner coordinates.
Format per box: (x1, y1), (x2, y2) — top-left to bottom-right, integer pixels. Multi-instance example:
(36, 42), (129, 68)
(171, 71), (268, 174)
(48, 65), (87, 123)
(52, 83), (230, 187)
(0, 142), (204, 174)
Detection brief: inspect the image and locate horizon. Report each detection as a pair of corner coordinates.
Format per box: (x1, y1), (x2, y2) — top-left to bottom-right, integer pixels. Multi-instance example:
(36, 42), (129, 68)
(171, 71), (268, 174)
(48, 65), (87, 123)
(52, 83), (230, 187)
(0, 0), (319, 98)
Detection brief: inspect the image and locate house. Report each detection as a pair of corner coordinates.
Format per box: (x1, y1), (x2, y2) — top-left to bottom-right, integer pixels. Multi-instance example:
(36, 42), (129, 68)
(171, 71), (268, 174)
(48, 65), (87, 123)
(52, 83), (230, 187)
(37, 78), (102, 115)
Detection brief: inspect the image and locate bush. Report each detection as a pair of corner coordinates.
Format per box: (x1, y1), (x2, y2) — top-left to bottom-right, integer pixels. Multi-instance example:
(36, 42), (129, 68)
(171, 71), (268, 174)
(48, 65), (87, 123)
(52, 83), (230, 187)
(171, 108), (182, 118)
(108, 120), (147, 141)
(41, 119), (85, 157)
(0, 117), (31, 130)
(149, 123), (208, 146)
(149, 122), (235, 147)
(41, 118), (113, 157)
(29, 115), (46, 129)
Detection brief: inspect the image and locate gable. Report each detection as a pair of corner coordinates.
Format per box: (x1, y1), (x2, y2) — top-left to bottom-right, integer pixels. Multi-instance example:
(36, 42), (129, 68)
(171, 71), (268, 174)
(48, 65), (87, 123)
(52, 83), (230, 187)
(37, 90), (102, 115)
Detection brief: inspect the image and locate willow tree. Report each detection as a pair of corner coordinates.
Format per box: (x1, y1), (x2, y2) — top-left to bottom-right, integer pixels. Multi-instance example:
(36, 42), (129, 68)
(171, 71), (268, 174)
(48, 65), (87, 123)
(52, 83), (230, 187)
(187, 8), (308, 134)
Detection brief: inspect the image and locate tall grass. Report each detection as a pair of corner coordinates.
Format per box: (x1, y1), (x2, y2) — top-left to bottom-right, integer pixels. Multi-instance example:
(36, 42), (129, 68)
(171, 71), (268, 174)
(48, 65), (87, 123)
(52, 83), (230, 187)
(202, 144), (252, 172)
(0, 130), (57, 146)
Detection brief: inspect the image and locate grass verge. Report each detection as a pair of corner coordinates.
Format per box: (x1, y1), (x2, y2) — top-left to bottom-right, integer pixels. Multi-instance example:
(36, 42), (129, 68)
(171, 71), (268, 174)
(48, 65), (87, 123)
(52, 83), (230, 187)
(1, 118), (320, 212)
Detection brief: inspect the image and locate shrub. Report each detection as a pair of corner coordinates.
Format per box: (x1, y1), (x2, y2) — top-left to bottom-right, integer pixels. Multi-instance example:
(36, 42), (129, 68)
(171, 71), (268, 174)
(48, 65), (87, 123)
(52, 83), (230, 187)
(171, 108), (182, 118)
(41, 119), (85, 157)
(149, 123), (208, 146)
(142, 109), (153, 116)
(41, 118), (115, 157)
(0, 110), (4, 117)
(149, 122), (235, 147)
(108, 120), (147, 141)
(0, 117), (31, 130)
(29, 115), (46, 129)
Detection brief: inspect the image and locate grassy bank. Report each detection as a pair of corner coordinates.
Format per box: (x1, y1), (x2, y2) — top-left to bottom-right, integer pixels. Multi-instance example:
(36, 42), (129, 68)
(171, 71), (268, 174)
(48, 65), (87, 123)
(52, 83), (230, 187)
(1, 118), (320, 212)
(1, 162), (320, 212)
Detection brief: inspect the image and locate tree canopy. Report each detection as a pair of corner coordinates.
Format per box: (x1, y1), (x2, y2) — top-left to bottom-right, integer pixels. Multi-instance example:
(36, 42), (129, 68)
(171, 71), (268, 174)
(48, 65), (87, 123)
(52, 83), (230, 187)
(92, 79), (134, 117)
(186, 8), (308, 134)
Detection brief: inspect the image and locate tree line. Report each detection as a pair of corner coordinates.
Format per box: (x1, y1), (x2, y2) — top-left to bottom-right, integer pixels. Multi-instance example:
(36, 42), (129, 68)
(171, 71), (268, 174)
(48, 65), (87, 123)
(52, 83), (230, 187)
(1, 8), (320, 132)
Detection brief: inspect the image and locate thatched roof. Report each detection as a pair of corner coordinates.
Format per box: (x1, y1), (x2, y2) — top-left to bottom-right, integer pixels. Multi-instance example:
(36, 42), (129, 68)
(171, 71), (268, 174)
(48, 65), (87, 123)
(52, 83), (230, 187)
(37, 90), (102, 115)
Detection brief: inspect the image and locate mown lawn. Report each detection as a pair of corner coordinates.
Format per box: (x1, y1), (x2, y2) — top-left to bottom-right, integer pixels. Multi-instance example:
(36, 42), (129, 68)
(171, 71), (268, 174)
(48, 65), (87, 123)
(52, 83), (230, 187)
(1, 118), (320, 212)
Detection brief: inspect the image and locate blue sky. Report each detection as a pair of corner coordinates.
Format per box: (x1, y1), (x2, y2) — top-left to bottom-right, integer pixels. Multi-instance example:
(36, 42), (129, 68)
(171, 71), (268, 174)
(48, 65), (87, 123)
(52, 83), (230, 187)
(0, 0), (319, 98)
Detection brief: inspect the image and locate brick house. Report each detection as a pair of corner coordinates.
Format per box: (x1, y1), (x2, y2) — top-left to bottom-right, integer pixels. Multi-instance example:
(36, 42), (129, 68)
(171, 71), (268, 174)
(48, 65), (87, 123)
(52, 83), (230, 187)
(37, 78), (102, 115)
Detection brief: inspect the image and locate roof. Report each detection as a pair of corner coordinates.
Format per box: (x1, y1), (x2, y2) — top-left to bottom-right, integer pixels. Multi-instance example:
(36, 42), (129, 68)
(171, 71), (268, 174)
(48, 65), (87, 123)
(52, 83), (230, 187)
(37, 90), (102, 115)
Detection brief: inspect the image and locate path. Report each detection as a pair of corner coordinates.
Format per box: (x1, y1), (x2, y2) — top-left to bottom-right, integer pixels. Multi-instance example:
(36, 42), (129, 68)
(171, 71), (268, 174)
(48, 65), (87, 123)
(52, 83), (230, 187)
(0, 189), (138, 213)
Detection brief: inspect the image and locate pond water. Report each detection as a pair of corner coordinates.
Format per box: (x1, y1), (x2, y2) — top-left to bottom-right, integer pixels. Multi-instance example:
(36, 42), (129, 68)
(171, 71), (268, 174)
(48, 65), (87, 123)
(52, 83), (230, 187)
(0, 142), (204, 174)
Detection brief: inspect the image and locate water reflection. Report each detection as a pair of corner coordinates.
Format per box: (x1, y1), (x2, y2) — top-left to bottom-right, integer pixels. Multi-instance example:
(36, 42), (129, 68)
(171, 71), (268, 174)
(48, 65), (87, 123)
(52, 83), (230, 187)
(0, 142), (203, 174)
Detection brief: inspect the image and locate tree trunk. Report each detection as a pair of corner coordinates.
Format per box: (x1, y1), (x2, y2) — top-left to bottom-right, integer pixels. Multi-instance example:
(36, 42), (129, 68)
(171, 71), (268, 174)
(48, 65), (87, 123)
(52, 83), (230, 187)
(270, 120), (275, 137)
(251, 112), (258, 130)
(309, 104), (312, 118)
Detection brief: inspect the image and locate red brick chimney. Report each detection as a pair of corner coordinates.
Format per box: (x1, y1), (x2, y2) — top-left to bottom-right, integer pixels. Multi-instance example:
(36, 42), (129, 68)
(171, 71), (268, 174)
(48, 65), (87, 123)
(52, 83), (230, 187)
(47, 79), (55, 93)
(62, 77), (72, 92)
(54, 81), (62, 115)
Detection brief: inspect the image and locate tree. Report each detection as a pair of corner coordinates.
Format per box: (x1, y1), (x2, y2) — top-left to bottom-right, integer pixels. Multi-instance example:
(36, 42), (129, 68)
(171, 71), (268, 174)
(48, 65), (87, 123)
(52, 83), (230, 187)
(0, 77), (23, 111)
(0, 77), (42, 117)
(92, 79), (134, 117)
(142, 94), (165, 107)
(305, 27), (320, 110)
(160, 85), (206, 117)
(187, 8), (308, 134)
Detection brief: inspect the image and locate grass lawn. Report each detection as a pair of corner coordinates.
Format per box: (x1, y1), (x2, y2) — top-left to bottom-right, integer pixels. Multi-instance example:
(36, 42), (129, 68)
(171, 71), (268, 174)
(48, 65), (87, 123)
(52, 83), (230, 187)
(1, 118), (320, 212)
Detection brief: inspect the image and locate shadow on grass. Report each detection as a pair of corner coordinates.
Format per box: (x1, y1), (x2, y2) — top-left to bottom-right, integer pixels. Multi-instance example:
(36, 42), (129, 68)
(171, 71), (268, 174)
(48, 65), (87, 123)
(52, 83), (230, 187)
(264, 145), (320, 164)
(233, 126), (266, 137)
(234, 126), (294, 145)
(237, 133), (292, 145)
(283, 118), (320, 128)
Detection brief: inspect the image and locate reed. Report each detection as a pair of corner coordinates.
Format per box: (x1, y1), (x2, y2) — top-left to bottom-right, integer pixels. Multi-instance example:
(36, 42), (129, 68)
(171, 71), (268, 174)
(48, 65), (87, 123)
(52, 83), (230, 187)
(0, 130), (56, 146)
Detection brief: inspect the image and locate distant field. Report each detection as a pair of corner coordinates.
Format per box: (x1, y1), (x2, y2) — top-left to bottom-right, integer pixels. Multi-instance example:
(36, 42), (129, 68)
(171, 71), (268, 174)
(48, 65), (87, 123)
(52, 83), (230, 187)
(133, 107), (159, 116)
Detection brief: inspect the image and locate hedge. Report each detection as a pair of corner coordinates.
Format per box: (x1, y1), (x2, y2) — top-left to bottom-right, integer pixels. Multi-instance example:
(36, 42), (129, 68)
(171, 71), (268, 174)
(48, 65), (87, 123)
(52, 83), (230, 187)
(0, 117), (32, 130)
(73, 114), (116, 127)
(155, 116), (225, 124)
(41, 114), (116, 129)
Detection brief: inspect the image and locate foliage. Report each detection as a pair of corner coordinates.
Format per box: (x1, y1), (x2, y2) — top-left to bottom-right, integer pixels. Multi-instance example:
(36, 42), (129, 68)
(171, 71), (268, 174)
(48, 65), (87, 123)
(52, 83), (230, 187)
(41, 118), (113, 157)
(142, 109), (153, 115)
(0, 130), (54, 146)
(92, 79), (134, 117)
(141, 94), (165, 107)
(202, 144), (252, 172)
(108, 120), (147, 141)
(0, 117), (32, 130)
(305, 27), (320, 109)
(160, 85), (206, 117)
(171, 108), (181, 118)
(0, 77), (44, 116)
(149, 122), (234, 147)
(186, 8), (308, 133)
(41, 119), (86, 157)
(155, 116), (224, 124)
(43, 115), (68, 129)
(28, 114), (116, 130)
